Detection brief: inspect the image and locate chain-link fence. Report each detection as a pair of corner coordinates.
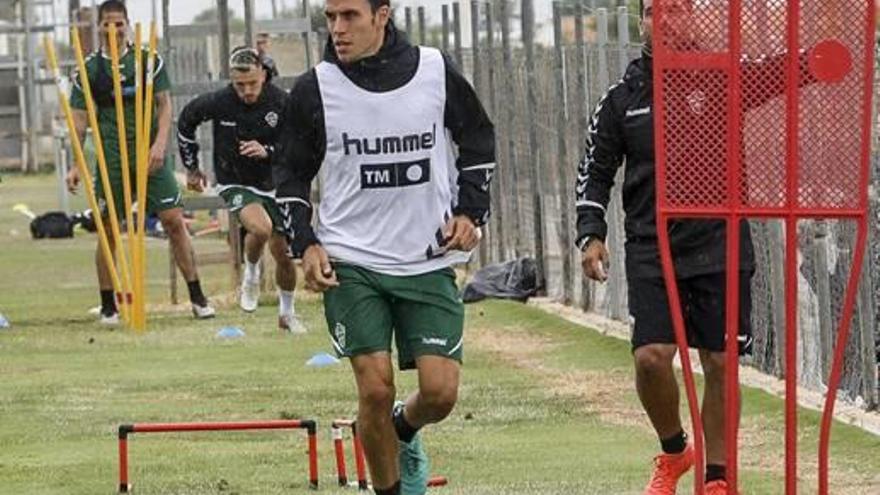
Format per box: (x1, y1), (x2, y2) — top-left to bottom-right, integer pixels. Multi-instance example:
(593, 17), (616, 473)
(406, 0), (879, 411)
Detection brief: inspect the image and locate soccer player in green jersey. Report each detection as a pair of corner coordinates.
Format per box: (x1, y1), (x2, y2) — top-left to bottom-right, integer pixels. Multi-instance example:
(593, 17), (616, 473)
(66, 0), (215, 323)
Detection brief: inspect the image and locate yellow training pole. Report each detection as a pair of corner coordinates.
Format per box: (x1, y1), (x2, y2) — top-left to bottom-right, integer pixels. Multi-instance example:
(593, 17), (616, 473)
(107, 25), (137, 325)
(44, 36), (126, 316)
(137, 23), (159, 330)
(132, 23), (144, 331)
(137, 22), (159, 331)
(71, 28), (133, 325)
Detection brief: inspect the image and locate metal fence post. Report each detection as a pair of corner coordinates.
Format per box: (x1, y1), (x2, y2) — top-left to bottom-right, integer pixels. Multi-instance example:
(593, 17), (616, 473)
(522, 0), (546, 290)
(553, 2), (573, 303)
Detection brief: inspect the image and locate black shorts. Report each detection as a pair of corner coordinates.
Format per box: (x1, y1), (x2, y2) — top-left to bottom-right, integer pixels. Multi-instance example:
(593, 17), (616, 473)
(627, 271), (754, 355)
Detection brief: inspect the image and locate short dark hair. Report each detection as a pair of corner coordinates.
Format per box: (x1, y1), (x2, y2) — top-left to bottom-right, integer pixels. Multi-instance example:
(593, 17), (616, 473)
(367, 0), (391, 12)
(98, 0), (128, 22)
(229, 46), (262, 72)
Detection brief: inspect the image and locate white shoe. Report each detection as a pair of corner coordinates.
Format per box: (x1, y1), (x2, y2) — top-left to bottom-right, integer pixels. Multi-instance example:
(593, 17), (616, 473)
(191, 302), (216, 319)
(279, 314), (307, 334)
(240, 279), (260, 312)
(99, 312), (120, 325)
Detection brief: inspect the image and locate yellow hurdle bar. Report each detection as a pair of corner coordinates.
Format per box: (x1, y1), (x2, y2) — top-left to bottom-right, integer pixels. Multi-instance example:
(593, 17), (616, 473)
(43, 36), (126, 318)
(71, 28), (134, 326)
(107, 25), (137, 323)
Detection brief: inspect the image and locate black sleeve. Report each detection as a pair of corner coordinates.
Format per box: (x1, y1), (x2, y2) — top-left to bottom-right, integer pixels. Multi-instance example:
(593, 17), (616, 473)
(272, 71), (326, 257)
(261, 86), (287, 163)
(575, 88), (625, 249)
(442, 52), (496, 226)
(176, 92), (217, 172)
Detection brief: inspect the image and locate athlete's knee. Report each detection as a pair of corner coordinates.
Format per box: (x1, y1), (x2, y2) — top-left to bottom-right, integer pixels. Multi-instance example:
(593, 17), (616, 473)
(700, 352), (727, 382)
(248, 225), (272, 245)
(358, 380), (396, 413)
(634, 344), (676, 376)
(418, 384), (458, 421)
(159, 211), (187, 239)
(267, 235), (288, 257)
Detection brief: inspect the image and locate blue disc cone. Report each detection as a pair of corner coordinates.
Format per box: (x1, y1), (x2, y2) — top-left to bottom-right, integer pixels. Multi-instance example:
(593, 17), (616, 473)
(216, 326), (245, 339)
(0, 313), (8, 329)
(306, 352), (340, 367)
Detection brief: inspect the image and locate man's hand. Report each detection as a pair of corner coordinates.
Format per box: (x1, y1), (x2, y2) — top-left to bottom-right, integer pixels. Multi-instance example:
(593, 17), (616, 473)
(239, 140), (268, 160)
(66, 167), (81, 194)
(148, 142), (166, 174)
(302, 244), (339, 292)
(581, 238), (609, 282)
(186, 169), (207, 192)
(444, 215), (481, 251)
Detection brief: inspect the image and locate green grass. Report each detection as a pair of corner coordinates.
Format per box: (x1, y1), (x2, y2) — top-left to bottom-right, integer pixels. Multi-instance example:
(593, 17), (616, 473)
(0, 173), (878, 494)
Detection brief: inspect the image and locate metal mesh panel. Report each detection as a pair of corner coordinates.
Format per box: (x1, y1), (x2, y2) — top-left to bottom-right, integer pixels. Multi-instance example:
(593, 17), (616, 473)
(661, 69), (731, 207)
(796, 2), (867, 210)
(741, 3), (788, 208)
(659, 0), (871, 213)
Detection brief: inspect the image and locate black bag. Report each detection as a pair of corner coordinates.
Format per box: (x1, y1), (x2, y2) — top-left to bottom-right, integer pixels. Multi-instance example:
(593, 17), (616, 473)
(30, 211), (74, 239)
(71, 209), (97, 233)
(461, 257), (540, 304)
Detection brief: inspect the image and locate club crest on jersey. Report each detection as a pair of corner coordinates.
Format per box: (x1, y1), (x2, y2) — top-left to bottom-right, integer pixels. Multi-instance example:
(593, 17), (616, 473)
(687, 90), (707, 115)
(342, 124), (436, 156)
(265, 111), (278, 128)
(334, 322), (346, 348)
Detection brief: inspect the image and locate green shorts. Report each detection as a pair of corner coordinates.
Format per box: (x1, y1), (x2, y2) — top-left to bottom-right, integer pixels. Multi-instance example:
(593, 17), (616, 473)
(218, 186), (284, 233)
(324, 263), (465, 370)
(93, 155), (182, 218)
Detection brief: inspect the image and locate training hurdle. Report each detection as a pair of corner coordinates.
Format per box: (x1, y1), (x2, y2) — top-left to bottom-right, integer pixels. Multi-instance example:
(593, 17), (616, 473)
(331, 419), (369, 489)
(653, 0), (875, 493)
(331, 419), (448, 491)
(117, 419), (318, 492)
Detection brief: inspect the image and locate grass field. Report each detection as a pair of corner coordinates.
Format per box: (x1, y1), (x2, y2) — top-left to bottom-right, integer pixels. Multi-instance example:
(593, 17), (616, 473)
(1, 173), (879, 494)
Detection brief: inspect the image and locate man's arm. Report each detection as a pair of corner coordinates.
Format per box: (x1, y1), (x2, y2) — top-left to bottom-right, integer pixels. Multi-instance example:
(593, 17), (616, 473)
(149, 91), (173, 172)
(72, 109), (88, 144)
(67, 65), (90, 191)
(272, 72), (325, 257)
(176, 92), (216, 172)
(741, 50), (814, 110)
(442, 53), (496, 228)
(149, 51), (173, 172)
(69, 66), (90, 142)
(66, 108), (90, 192)
(575, 89), (625, 249)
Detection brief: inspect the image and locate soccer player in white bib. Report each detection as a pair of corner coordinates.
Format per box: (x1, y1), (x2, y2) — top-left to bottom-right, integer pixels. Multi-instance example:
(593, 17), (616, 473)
(273, 1), (495, 493)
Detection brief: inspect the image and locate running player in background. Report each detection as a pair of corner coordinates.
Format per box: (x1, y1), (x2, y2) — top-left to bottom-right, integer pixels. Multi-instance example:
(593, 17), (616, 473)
(178, 47), (304, 333)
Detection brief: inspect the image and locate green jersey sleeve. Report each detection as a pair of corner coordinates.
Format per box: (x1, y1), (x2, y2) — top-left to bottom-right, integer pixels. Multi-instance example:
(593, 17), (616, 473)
(69, 67), (88, 110)
(151, 51), (171, 93)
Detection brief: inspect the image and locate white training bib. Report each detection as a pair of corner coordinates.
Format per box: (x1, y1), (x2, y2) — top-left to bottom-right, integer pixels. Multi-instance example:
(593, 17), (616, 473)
(315, 47), (469, 276)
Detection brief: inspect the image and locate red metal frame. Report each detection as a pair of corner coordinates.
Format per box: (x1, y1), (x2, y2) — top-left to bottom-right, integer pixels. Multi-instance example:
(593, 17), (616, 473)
(331, 419), (370, 490)
(331, 419), (449, 491)
(653, 1), (875, 494)
(117, 419), (319, 492)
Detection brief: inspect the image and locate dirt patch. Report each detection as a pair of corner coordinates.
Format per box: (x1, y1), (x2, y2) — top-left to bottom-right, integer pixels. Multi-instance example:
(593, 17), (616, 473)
(469, 325), (646, 429)
(468, 319), (880, 493)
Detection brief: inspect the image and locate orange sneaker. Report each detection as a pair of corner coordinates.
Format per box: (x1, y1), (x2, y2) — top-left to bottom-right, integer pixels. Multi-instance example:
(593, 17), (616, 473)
(705, 480), (738, 495)
(643, 443), (695, 495)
